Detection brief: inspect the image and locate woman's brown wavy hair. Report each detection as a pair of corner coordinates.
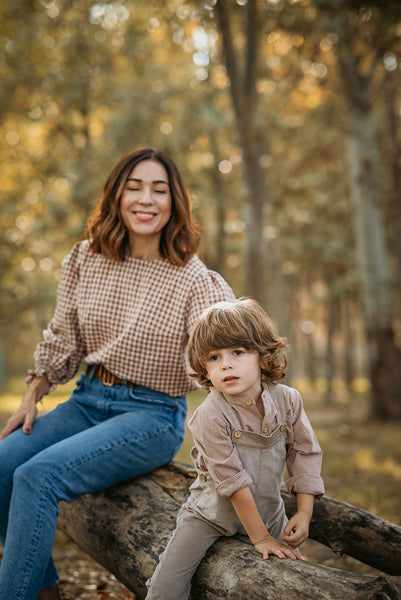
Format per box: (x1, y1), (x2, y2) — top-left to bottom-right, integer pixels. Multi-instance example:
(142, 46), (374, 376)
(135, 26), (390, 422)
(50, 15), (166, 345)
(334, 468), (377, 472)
(188, 298), (287, 388)
(86, 147), (201, 265)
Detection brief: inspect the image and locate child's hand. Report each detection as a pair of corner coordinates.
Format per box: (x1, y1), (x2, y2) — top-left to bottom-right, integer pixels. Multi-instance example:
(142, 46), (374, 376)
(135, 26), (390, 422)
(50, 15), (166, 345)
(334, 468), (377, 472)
(282, 511), (311, 549)
(254, 535), (302, 561)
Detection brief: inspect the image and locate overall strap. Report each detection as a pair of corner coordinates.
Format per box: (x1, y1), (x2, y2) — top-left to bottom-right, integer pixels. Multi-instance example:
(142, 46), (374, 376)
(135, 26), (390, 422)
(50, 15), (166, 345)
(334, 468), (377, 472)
(266, 382), (287, 424)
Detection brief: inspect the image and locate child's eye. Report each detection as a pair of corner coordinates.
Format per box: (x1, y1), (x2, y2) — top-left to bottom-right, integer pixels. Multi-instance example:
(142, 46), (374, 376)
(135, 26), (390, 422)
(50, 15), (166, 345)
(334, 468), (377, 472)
(209, 354), (219, 362)
(233, 349), (244, 356)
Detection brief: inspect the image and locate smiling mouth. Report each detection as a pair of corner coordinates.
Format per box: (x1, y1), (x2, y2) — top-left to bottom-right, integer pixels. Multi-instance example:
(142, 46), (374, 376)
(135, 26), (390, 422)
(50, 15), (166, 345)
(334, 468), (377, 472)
(133, 211), (157, 220)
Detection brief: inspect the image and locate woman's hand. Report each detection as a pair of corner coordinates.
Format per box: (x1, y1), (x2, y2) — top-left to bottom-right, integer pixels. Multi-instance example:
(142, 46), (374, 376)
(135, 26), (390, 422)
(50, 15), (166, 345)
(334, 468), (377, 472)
(0, 376), (50, 440)
(254, 534), (302, 561)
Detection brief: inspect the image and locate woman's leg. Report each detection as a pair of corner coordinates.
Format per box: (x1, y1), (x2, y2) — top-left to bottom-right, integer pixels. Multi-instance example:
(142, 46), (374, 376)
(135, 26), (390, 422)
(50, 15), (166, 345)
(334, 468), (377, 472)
(0, 380), (97, 591)
(0, 375), (186, 600)
(145, 507), (222, 600)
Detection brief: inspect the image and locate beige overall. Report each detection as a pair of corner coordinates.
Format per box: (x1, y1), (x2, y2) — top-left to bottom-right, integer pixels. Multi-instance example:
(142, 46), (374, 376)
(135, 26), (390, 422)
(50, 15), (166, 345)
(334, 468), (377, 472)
(146, 384), (289, 600)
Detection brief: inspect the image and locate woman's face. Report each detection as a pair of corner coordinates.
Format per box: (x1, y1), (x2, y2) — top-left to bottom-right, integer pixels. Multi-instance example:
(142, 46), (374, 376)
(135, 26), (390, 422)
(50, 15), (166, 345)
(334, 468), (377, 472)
(120, 159), (172, 258)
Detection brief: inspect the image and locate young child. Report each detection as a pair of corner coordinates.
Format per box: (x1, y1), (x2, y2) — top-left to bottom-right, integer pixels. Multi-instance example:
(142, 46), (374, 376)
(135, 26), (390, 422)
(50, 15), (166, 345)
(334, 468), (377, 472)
(146, 298), (324, 600)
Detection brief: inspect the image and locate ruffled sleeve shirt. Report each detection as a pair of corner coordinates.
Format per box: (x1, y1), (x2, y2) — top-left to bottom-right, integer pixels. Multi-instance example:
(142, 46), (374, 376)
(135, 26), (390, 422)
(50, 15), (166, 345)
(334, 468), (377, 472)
(31, 241), (235, 396)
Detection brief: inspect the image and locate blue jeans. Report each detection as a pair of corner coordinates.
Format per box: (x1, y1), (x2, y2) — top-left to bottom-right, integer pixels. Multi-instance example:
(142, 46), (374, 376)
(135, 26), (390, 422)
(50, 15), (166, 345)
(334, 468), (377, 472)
(0, 372), (186, 600)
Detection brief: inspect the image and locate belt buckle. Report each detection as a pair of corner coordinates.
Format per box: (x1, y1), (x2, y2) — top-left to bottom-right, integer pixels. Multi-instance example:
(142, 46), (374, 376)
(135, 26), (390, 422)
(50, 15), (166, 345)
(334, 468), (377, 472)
(99, 365), (115, 386)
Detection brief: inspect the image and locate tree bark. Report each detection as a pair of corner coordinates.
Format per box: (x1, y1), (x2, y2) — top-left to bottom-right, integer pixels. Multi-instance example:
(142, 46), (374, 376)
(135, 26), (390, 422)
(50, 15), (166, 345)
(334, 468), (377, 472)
(58, 462), (401, 600)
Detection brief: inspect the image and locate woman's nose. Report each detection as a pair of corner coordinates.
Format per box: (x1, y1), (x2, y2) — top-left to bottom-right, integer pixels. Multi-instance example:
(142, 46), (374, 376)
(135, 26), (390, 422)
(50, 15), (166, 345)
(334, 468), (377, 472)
(139, 186), (152, 204)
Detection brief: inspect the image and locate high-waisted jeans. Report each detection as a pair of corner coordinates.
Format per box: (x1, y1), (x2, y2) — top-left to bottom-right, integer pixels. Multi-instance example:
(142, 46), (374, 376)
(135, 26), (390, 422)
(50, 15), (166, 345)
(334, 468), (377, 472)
(0, 371), (187, 600)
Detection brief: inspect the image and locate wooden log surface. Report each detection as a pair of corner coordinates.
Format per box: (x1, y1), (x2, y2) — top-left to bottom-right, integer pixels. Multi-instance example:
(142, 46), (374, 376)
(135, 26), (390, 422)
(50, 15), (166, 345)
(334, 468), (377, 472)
(58, 462), (401, 600)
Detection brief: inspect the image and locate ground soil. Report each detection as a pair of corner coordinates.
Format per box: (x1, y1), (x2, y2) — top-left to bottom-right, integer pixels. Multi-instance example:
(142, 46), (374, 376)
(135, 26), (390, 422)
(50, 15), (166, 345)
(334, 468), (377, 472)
(55, 540), (135, 600)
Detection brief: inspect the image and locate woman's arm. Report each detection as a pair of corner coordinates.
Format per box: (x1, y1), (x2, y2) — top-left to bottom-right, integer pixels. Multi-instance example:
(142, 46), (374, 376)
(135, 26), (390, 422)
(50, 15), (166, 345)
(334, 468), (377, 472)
(31, 243), (86, 388)
(230, 486), (300, 560)
(0, 375), (51, 440)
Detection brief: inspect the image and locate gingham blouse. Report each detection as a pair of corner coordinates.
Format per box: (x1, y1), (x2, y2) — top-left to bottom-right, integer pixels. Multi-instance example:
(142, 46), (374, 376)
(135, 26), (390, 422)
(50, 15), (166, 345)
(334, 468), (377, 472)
(31, 241), (235, 396)
(189, 382), (324, 498)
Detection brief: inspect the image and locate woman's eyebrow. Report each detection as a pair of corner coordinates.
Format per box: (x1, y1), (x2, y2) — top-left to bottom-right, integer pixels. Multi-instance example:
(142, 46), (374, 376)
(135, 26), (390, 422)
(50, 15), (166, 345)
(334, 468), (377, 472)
(127, 177), (169, 185)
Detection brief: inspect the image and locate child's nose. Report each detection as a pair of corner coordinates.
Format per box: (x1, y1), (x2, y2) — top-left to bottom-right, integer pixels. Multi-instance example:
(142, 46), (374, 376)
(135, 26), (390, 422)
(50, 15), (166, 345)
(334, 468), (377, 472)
(221, 357), (232, 369)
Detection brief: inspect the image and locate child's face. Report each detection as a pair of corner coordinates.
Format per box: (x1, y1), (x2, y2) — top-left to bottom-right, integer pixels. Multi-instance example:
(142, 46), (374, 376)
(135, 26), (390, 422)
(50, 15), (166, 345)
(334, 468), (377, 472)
(204, 347), (263, 400)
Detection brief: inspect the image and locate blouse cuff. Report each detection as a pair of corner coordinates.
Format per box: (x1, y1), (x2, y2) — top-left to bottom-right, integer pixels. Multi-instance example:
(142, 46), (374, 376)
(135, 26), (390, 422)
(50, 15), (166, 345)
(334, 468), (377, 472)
(26, 369), (57, 393)
(285, 474), (325, 499)
(215, 469), (252, 498)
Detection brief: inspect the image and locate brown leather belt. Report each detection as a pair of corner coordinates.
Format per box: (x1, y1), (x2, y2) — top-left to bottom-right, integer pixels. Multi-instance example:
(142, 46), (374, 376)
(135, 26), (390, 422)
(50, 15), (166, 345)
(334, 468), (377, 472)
(86, 364), (135, 387)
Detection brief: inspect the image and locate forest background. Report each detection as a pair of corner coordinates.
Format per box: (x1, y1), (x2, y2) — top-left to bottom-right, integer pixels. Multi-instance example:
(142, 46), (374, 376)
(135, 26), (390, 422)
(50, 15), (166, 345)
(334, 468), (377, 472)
(1, 0), (401, 586)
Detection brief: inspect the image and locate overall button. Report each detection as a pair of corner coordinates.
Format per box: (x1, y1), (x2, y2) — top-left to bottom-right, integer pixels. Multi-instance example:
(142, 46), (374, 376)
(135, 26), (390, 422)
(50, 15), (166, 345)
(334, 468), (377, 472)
(246, 400), (252, 406)
(199, 475), (207, 482)
(234, 430), (242, 438)
(263, 427), (269, 434)
(280, 425), (286, 432)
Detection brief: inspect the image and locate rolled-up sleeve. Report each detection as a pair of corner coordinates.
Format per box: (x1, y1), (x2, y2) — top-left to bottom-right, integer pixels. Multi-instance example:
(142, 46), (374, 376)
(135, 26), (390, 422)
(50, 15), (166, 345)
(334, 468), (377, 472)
(189, 399), (252, 498)
(31, 243), (86, 387)
(285, 389), (324, 498)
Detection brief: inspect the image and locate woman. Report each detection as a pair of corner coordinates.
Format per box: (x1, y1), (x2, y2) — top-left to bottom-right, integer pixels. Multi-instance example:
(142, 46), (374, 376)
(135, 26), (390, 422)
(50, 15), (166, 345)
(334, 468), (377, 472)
(0, 147), (235, 600)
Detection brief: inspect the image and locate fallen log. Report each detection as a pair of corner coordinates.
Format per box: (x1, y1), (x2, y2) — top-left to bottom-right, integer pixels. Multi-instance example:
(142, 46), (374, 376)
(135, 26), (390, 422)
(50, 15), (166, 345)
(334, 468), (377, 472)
(283, 489), (401, 575)
(58, 462), (401, 600)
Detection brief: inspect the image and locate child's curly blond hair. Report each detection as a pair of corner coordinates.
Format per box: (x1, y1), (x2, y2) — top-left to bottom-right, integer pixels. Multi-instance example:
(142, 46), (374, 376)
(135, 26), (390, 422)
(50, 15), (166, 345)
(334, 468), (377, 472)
(187, 297), (287, 388)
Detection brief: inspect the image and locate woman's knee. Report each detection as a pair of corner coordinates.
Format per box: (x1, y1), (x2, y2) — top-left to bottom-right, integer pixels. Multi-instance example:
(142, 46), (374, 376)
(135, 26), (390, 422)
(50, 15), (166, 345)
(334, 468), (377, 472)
(0, 436), (25, 492)
(12, 457), (58, 504)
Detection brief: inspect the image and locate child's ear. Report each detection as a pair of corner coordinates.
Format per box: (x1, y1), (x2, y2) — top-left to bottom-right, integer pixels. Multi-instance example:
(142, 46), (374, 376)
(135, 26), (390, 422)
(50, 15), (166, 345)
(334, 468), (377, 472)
(259, 357), (267, 371)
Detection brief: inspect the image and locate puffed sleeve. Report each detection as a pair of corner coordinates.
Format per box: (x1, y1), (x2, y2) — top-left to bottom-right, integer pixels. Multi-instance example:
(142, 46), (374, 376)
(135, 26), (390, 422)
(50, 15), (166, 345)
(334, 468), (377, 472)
(185, 268), (235, 335)
(285, 388), (325, 498)
(28, 242), (86, 389)
(188, 395), (252, 497)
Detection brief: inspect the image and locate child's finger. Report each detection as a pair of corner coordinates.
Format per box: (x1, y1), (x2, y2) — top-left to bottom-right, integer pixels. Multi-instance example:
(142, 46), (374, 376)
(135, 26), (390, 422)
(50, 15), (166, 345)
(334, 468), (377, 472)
(282, 534), (296, 546)
(272, 549), (286, 559)
(277, 546), (297, 560)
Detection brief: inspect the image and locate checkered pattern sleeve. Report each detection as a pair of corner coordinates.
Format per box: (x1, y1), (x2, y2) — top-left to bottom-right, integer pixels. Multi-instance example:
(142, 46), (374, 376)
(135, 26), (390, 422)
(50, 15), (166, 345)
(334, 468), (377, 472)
(28, 243), (235, 396)
(31, 243), (86, 387)
(185, 268), (236, 336)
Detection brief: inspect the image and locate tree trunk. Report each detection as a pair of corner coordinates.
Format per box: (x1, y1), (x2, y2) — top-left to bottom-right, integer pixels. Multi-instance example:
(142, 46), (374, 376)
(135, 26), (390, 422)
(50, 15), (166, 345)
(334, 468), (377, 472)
(342, 293), (355, 391)
(325, 295), (336, 403)
(345, 100), (401, 419)
(58, 462), (401, 600)
(213, 0), (292, 318)
(383, 78), (401, 318)
(333, 15), (401, 419)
